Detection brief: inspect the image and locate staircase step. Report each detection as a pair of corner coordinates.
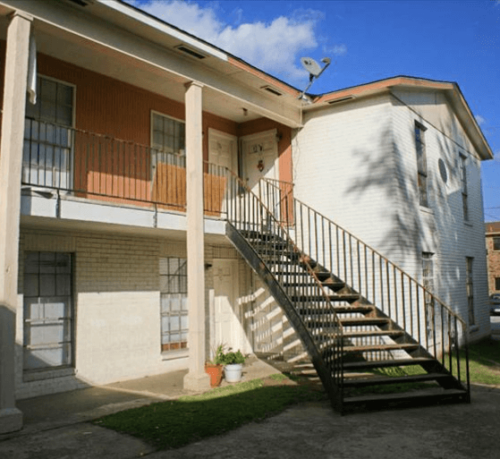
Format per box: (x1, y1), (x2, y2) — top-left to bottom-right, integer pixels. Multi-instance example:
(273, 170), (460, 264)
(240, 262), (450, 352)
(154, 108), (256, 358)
(343, 388), (468, 407)
(340, 317), (390, 326)
(291, 294), (360, 302)
(310, 329), (405, 340)
(283, 281), (346, 290)
(333, 305), (374, 314)
(343, 372), (453, 388)
(343, 329), (405, 339)
(300, 305), (371, 316)
(342, 358), (434, 371)
(342, 343), (419, 353)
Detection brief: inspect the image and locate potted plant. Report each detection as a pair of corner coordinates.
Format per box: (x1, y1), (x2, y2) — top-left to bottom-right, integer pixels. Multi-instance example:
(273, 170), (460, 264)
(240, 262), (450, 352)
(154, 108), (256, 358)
(220, 348), (246, 383)
(204, 344), (225, 388)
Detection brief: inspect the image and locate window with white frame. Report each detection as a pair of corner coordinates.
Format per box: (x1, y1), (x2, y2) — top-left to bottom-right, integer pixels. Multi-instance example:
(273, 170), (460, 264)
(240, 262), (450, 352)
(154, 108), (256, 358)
(466, 257), (475, 326)
(23, 252), (74, 371)
(460, 154), (468, 221)
(23, 76), (74, 189)
(151, 112), (186, 173)
(495, 277), (500, 291)
(415, 122), (428, 207)
(160, 258), (188, 352)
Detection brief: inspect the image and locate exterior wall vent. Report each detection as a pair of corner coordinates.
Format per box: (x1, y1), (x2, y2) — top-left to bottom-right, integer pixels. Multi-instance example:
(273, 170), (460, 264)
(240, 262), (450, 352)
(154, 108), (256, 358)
(66, 0), (94, 6)
(327, 96), (355, 105)
(261, 86), (283, 97)
(175, 45), (207, 60)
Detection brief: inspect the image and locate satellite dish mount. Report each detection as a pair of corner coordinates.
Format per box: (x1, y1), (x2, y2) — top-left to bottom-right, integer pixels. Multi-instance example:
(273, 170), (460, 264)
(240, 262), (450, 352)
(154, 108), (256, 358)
(298, 57), (331, 101)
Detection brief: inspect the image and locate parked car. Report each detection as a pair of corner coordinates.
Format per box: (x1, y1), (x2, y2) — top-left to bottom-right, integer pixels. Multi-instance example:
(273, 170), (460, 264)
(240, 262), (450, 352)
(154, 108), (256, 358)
(490, 294), (500, 316)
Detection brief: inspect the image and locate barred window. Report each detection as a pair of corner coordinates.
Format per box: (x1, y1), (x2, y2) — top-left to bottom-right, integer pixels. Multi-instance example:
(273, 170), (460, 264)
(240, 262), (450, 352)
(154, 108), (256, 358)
(160, 258), (188, 352)
(23, 252), (74, 371)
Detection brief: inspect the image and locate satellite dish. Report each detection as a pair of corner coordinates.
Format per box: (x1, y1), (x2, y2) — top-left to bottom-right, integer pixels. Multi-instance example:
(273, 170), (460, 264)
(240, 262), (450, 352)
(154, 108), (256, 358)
(301, 57), (323, 77)
(298, 57), (332, 101)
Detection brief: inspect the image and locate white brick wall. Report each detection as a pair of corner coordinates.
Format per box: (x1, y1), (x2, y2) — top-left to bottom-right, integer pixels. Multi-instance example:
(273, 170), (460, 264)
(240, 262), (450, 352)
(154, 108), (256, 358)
(15, 229), (288, 398)
(294, 90), (490, 343)
(16, 229), (191, 398)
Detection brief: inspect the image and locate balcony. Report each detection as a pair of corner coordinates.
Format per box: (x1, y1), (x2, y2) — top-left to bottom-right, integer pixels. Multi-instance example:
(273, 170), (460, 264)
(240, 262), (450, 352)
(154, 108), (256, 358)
(20, 118), (230, 235)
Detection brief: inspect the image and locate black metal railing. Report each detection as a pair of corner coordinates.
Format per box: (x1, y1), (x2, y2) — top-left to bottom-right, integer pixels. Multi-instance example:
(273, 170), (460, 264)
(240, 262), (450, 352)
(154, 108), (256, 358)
(208, 162), (344, 410)
(21, 117), (226, 216)
(258, 178), (470, 395)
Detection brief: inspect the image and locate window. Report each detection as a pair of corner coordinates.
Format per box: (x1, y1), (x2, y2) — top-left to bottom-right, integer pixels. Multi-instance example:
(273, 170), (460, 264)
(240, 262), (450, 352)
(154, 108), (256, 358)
(23, 76), (74, 189)
(160, 258), (188, 352)
(151, 112), (186, 172)
(422, 252), (434, 331)
(460, 154), (468, 221)
(23, 252), (73, 371)
(415, 122), (428, 207)
(466, 257), (475, 326)
(493, 237), (500, 251)
(495, 277), (500, 291)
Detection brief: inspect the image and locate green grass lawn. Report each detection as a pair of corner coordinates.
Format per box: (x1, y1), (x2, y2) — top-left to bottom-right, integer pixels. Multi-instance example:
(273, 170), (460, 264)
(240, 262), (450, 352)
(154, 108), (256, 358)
(458, 338), (500, 385)
(94, 339), (500, 451)
(93, 374), (325, 450)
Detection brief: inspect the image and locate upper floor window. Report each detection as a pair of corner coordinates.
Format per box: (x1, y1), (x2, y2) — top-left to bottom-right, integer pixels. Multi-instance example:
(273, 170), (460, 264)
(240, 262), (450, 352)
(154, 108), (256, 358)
(23, 76), (75, 189)
(493, 237), (500, 251)
(151, 111), (185, 158)
(415, 122), (428, 207)
(460, 154), (468, 221)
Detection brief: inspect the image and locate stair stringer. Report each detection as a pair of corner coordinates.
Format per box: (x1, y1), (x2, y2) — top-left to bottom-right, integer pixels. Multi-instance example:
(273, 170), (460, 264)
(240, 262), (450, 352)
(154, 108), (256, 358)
(226, 223), (343, 411)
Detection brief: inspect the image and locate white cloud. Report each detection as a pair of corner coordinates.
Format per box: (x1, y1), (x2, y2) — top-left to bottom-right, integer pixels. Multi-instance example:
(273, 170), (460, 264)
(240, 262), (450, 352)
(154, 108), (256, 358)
(324, 44), (347, 56)
(475, 114), (486, 125)
(494, 151), (500, 162)
(128, 0), (334, 82)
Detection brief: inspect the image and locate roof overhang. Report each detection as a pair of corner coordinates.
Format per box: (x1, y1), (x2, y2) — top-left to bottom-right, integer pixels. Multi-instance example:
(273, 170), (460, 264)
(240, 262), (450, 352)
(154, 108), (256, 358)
(0, 0), (303, 127)
(308, 76), (494, 161)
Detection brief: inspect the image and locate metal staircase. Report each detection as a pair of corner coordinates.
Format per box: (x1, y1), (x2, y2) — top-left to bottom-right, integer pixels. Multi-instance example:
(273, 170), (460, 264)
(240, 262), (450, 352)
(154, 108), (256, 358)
(210, 164), (470, 413)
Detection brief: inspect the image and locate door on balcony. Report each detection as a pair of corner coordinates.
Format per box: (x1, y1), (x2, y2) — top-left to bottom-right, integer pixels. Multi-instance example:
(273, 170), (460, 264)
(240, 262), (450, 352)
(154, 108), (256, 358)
(208, 129), (237, 216)
(23, 76), (75, 190)
(241, 130), (279, 191)
(241, 130), (279, 227)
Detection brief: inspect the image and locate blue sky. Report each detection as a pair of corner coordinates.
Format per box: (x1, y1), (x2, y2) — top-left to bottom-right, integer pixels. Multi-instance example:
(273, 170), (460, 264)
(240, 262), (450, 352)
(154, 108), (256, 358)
(130, 0), (500, 220)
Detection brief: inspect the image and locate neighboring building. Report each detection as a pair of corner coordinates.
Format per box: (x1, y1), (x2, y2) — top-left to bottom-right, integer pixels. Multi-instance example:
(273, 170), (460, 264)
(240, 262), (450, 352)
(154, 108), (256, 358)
(0, 0), (493, 431)
(486, 222), (500, 294)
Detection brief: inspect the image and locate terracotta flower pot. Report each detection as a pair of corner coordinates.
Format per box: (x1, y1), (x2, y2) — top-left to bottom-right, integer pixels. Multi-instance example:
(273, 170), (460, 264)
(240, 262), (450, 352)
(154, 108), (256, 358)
(205, 363), (224, 387)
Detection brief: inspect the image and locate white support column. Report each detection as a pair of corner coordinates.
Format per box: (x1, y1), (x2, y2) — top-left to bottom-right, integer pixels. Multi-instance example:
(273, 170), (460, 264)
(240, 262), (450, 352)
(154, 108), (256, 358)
(183, 81), (211, 391)
(0, 11), (32, 434)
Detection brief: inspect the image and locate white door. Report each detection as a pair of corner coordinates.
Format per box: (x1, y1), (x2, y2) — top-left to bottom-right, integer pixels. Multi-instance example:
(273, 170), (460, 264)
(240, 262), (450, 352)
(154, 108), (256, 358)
(241, 130), (279, 193)
(208, 129), (238, 216)
(213, 259), (240, 350)
(208, 129), (237, 173)
(241, 130), (279, 229)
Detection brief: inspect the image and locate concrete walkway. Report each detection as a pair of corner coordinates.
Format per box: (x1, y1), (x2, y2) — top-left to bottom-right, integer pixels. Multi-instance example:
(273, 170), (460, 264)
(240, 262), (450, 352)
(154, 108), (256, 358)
(0, 359), (499, 458)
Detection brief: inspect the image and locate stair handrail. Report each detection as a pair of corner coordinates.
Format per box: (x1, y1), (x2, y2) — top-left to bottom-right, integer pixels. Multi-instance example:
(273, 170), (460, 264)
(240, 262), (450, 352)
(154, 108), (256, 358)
(260, 177), (470, 393)
(206, 162), (345, 409)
